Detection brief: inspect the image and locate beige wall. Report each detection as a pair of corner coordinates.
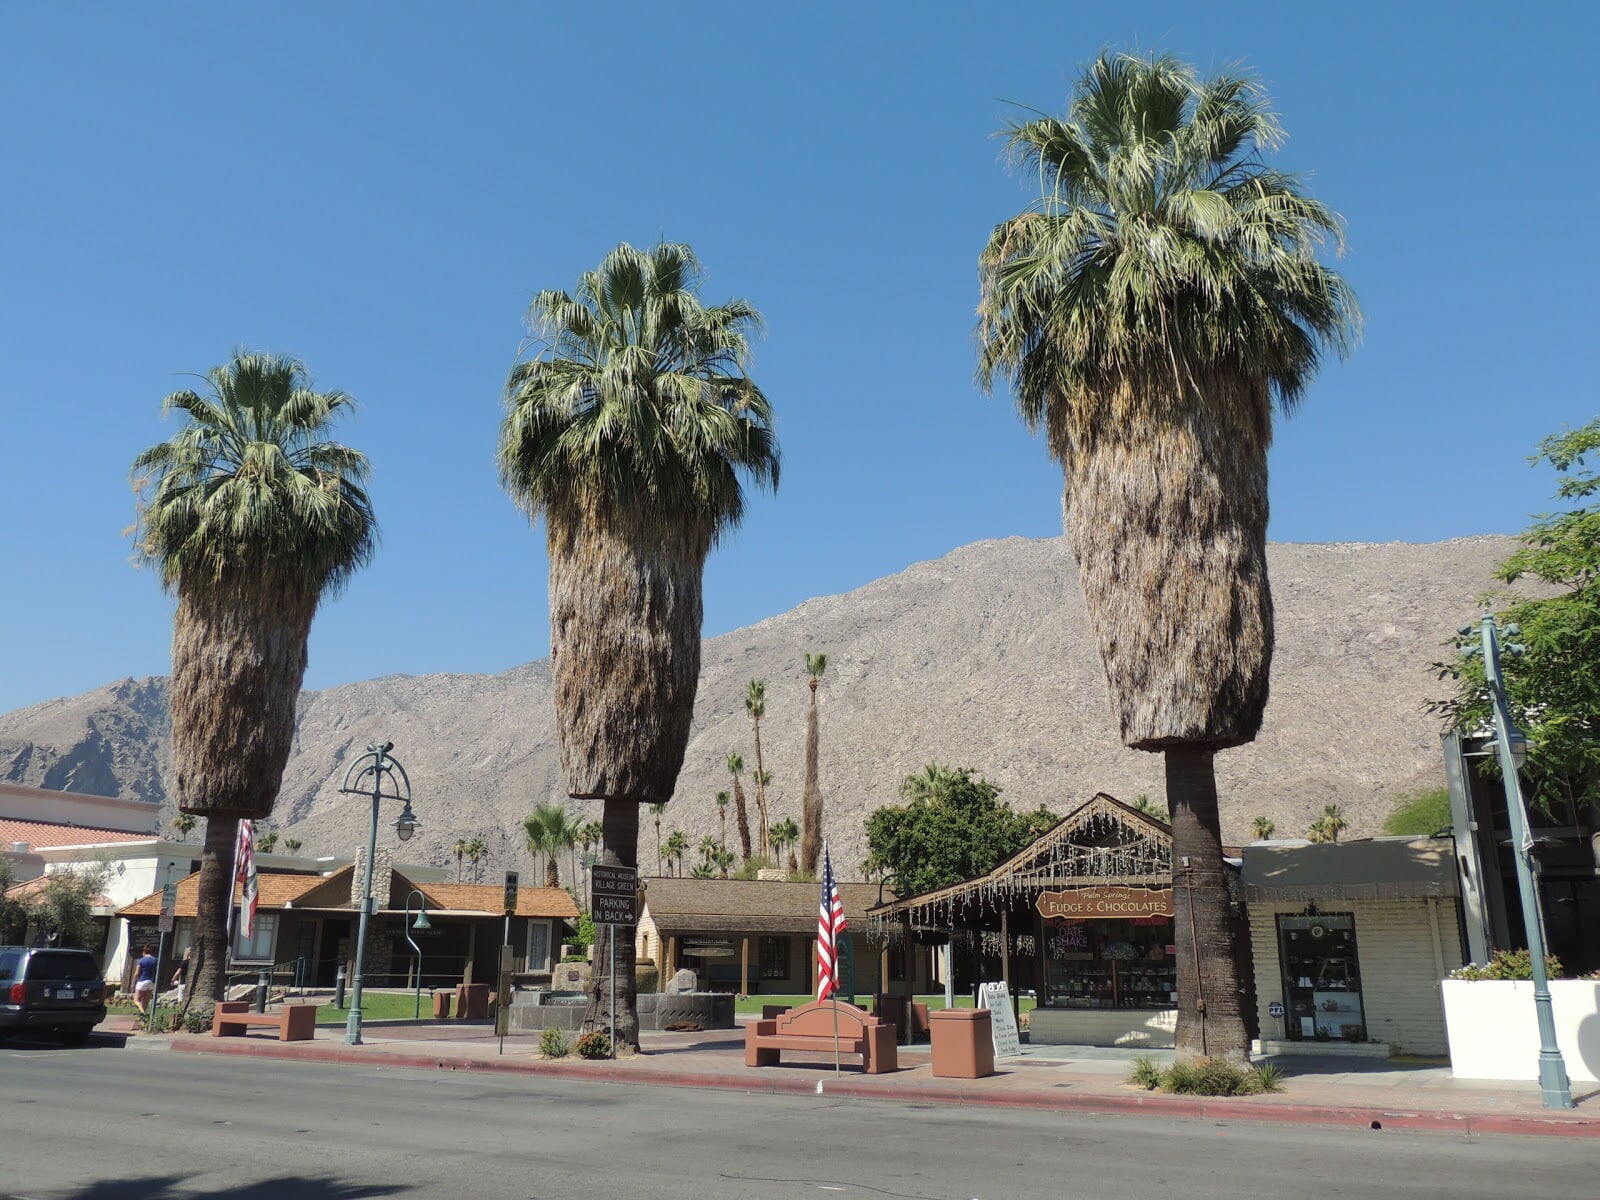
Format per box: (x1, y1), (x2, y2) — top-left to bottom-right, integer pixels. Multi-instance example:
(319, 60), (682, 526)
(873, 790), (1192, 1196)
(1249, 898), (1463, 1056)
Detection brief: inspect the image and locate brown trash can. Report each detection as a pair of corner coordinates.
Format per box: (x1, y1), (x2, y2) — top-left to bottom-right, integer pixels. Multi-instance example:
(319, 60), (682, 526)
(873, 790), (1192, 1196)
(431, 990), (453, 1020)
(929, 1007), (995, 1079)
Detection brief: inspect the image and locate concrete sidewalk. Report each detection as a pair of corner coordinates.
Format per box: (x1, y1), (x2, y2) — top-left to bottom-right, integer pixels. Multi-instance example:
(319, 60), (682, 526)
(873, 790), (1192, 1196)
(104, 1016), (1599, 1140)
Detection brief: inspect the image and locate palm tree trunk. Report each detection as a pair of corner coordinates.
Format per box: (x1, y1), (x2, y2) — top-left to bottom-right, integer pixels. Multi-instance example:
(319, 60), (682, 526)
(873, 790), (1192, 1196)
(751, 722), (768, 857)
(800, 680), (822, 875)
(586, 800), (640, 1050)
(1165, 746), (1249, 1063)
(545, 855), (560, 889)
(719, 809), (726, 852)
(185, 815), (237, 1014)
(732, 779), (752, 861)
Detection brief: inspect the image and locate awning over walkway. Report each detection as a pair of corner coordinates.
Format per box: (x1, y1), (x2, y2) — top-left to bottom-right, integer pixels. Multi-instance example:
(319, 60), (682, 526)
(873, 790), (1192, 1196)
(1241, 837), (1459, 902)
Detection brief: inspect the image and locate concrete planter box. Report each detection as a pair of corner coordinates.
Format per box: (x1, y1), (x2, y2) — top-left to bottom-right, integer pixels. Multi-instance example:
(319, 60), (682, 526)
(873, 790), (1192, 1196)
(509, 991), (735, 1034)
(1442, 979), (1600, 1082)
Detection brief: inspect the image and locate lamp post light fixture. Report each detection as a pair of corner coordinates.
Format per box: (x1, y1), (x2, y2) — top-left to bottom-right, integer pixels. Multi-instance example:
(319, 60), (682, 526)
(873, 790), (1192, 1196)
(1466, 616), (1573, 1109)
(337, 741), (419, 1046)
(403, 888), (431, 1020)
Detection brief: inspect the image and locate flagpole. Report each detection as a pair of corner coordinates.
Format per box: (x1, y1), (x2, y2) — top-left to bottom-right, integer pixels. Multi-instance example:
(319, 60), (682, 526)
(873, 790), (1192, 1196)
(827, 843), (841, 1075)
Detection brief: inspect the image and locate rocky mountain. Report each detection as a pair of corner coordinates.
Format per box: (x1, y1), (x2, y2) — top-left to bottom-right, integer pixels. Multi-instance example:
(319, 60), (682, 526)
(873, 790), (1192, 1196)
(0, 535), (1514, 878)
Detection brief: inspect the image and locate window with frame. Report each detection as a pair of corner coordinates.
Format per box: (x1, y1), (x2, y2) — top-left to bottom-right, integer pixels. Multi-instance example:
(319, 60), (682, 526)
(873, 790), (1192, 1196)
(758, 936), (789, 980)
(526, 920), (552, 972)
(232, 913), (278, 963)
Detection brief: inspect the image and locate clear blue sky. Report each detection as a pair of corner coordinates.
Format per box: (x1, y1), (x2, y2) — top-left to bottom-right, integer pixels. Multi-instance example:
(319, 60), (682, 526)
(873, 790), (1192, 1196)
(2, 2), (1596, 713)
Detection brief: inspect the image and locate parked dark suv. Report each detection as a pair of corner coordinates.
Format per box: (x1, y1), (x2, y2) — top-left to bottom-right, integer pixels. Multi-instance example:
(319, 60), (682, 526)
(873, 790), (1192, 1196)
(0, 946), (107, 1043)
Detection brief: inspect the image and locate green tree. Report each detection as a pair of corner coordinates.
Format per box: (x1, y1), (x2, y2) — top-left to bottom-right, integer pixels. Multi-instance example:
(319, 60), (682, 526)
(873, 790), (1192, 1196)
(649, 802), (667, 876)
(664, 830), (690, 877)
(499, 241), (778, 1047)
(712, 847), (735, 879)
(169, 813), (197, 841)
(976, 54), (1357, 1062)
(769, 817), (800, 873)
(1250, 815), (1276, 841)
(697, 834), (718, 869)
(255, 830), (279, 854)
(524, 804), (578, 888)
(689, 863), (716, 879)
(281, 837), (302, 854)
(1130, 795), (1168, 821)
(465, 836), (488, 883)
(725, 753), (753, 861)
(25, 866), (111, 949)
(865, 765), (1044, 898)
(800, 652), (828, 875)
(1435, 418), (1600, 821)
(745, 681), (771, 856)
(452, 838), (471, 883)
(1308, 804), (1348, 843)
(1383, 787), (1453, 837)
(715, 790), (730, 851)
(132, 352), (377, 1013)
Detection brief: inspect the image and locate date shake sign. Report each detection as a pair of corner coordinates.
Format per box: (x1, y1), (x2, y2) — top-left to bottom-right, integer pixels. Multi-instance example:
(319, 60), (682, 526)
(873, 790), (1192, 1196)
(1035, 886), (1173, 920)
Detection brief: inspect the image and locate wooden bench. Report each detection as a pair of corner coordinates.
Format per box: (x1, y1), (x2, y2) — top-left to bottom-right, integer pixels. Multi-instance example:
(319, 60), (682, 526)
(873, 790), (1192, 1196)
(212, 1000), (317, 1042)
(745, 1000), (897, 1073)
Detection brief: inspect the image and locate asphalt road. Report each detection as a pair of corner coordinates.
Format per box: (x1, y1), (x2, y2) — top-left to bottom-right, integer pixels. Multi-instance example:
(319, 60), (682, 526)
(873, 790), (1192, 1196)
(0, 1037), (1592, 1200)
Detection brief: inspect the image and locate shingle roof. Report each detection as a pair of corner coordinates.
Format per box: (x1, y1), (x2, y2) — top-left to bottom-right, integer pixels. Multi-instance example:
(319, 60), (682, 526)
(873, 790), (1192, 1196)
(3, 874), (113, 907)
(411, 881), (578, 920)
(117, 870), (332, 917)
(0, 818), (151, 851)
(640, 878), (888, 935)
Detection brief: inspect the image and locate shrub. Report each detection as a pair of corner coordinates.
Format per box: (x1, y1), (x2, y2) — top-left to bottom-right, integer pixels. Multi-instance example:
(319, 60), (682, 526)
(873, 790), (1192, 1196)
(573, 1031), (612, 1059)
(182, 1008), (212, 1034)
(1449, 948), (1564, 981)
(1129, 1057), (1282, 1096)
(539, 1027), (570, 1058)
(575, 912), (596, 949)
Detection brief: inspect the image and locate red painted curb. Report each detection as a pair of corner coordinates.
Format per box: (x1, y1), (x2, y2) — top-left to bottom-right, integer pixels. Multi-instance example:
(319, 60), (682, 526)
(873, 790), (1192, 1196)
(165, 1037), (1600, 1138)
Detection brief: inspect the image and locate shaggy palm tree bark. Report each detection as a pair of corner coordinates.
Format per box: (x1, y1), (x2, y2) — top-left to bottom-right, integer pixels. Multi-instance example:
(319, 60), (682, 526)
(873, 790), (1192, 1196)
(1063, 378), (1270, 1063)
(1165, 748), (1250, 1061)
(731, 776), (753, 861)
(800, 679), (822, 875)
(169, 580), (315, 1012)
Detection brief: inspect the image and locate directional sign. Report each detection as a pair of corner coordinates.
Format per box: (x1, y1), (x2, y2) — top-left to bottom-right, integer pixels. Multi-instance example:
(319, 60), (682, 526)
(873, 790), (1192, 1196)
(502, 871), (519, 916)
(159, 882), (177, 919)
(590, 864), (638, 926)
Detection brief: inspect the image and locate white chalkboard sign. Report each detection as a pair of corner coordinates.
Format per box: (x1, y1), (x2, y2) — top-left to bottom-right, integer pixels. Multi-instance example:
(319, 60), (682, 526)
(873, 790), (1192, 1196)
(978, 981), (1022, 1058)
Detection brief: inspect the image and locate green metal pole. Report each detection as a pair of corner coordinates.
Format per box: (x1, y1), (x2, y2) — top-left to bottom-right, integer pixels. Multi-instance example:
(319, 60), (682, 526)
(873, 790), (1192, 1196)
(1481, 615), (1573, 1109)
(345, 751), (384, 1047)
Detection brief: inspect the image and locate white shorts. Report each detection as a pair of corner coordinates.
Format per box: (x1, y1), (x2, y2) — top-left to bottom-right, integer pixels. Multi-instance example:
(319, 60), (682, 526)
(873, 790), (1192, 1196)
(134, 979), (154, 994)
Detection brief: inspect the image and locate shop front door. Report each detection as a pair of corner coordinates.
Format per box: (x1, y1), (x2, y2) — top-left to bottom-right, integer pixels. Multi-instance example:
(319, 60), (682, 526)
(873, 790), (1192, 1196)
(1276, 913), (1366, 1041)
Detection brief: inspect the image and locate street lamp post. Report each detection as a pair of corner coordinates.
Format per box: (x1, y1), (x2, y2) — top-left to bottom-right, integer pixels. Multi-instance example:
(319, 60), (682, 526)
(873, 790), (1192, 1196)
(402, 889), (432, 1020)
(338, 741), (420, 1046)
(1472, 616), (1573, 1109)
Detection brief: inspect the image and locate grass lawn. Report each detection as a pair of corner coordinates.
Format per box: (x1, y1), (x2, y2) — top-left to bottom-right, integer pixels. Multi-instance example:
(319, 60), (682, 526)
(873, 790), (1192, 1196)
(731, 993), (1036, 1016)
(315, 992), (431, 1024)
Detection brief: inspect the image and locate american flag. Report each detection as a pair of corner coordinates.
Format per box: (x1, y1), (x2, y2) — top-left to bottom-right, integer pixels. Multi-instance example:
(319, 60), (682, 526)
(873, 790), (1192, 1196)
(816, 844), (846, 1001)
(234, 819), (259, 938)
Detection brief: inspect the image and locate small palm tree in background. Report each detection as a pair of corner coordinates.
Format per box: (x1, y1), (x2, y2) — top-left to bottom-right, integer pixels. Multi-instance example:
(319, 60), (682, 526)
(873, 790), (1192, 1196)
(800, 652), (828, 875)
(1251, 816), (1276, 841)
(1130, 795), (1168, 821)
(524, 804), (577, 888)
(745, 681), (771, 856)
(132, 351), (377, 1011)
(649, 802), (667, 876)
(770, 817), (800, 873)
(255, 830), (279, 854)
(465, 836), (488, 883)
(697, 835), (718, 871)
(725, 753), (753, 861)
(282, 837), (302, 853)
(170, 814), (197, 841)
(453, 838), (471, 883)
(689, 862), (716, 879)
(1308, 805), (1348, 843)
(713, 847), (735, 879)
(977, 53), (1357, 1062)
(664, 830), (690, 877)
(715, 791), (730, 851)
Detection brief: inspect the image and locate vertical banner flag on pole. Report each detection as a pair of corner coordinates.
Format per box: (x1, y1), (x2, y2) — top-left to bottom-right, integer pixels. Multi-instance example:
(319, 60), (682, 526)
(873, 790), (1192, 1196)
(235, 819), (259, 939)
(816, 843), (846, 1000)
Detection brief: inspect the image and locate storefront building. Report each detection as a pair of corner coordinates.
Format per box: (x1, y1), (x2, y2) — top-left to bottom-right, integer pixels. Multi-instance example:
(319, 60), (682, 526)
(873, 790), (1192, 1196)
(636, 878), (933, 997)
(871, 793), (1195, 1048)
(1242, 836), (1464, 1057)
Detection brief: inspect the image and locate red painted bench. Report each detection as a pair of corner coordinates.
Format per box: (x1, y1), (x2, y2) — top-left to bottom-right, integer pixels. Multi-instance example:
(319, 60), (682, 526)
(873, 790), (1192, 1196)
(212, 1000), (317, 1042)
(745, 1000), (897, 1073)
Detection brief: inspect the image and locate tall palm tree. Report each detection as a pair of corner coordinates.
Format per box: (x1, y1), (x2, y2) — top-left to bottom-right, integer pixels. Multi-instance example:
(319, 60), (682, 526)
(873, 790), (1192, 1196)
(452, 837), (472, 883)
(499, 241), (778, 1048)
(465, 836), (488, 882)
(131, 351), (376, 1012)
(977, 54), (1357, 1062)
(524, 803), (577, 888)
(715, 790), (730, 851)
(770, 817), (800, 873)
(664, 830), (690, 877)
(725, 753), (753, 861)
(745, 680), (770, 856)
(800, 652), (827, 874)
(649, 802), (667, 876)
(1251, 816), (1276, 841)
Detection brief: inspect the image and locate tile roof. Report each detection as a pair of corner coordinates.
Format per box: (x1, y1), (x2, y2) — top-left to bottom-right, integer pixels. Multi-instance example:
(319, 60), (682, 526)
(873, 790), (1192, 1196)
(402, 878), (579, 920)
(640, 878), (888, 935)
(0, 818), (151, 851)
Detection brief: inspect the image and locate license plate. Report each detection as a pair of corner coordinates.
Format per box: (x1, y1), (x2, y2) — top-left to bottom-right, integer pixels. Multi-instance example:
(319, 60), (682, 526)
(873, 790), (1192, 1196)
(57, 988), (75, 999)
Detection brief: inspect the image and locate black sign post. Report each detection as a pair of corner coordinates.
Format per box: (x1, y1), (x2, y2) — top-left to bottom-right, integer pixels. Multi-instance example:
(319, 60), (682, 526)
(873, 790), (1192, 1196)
(502, 871), (519, 916)
(589, 864), (638, 1058)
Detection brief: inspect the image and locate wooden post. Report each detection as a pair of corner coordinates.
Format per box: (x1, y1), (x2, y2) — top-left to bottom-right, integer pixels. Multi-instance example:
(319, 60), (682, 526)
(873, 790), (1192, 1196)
(653, 927), (666, 983)
(464, 922), (476, 985)
(741, 936), (751, 997)
(666, 935), (678, 980)
(900, 921), (913, 999)
(811, 936), (820, 993)
(879, 943), (890, 996)
(1000, 908), (1011, 988)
